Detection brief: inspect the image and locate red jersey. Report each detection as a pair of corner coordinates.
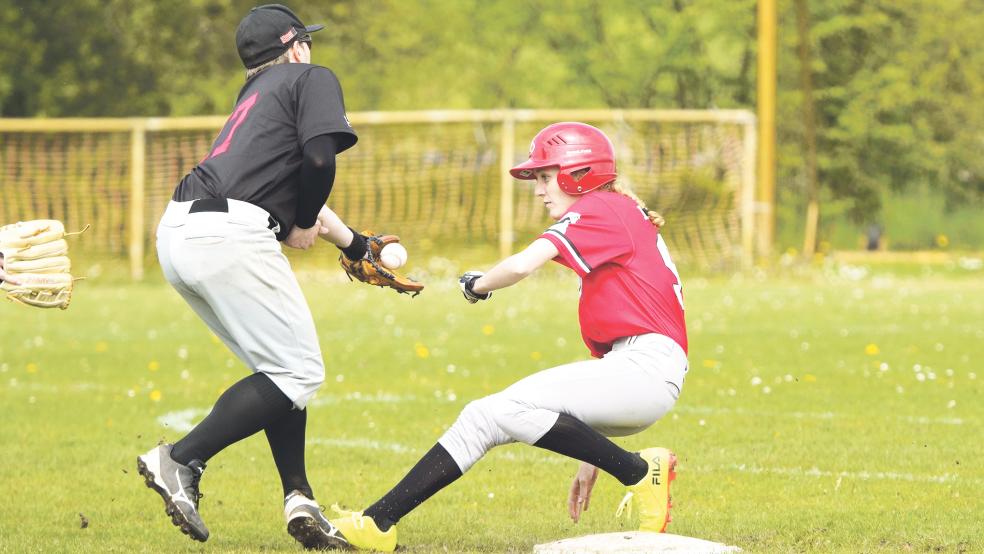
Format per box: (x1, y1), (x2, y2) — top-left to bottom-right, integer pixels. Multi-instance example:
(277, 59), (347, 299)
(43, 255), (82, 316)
(539, 191), (687, 358)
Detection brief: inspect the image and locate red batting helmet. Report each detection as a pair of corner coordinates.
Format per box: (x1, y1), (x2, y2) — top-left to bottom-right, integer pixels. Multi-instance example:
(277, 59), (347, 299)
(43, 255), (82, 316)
(509, 122), (617, 194)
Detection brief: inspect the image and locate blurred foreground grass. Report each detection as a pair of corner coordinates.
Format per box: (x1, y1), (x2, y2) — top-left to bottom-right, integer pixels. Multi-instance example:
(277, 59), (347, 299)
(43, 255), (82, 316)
(0, 265), (981, 553)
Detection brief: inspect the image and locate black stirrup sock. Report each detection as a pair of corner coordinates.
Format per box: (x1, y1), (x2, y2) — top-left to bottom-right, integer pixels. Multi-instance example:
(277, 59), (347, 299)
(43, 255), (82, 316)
(171, 373), (293, 464)
(363, 443), (463, 531)
(533, 413), (648, 486)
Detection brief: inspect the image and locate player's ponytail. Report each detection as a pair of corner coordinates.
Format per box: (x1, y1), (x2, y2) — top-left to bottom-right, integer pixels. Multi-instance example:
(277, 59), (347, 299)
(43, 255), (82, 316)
(605, 182), (665, 230)
(569, 168), (665, 230)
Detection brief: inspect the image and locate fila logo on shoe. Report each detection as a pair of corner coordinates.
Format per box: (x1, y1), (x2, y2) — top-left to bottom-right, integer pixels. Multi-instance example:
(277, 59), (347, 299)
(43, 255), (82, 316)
(650, 456), (662, 485)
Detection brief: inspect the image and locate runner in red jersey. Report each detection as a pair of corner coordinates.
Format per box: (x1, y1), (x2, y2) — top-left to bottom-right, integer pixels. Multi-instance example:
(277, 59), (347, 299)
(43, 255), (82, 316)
(541, 189), (687, 358)
(331, 123), (688, 552)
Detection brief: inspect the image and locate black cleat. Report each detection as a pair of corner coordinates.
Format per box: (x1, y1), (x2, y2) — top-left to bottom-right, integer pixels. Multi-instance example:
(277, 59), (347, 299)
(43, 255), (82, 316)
(137, 444), (209, 542)
(285, 490), (352, 550)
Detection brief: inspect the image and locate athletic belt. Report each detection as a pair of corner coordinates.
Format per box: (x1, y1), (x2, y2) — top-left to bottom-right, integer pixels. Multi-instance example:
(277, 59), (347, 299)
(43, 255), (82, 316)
(189, 198), (279, 231)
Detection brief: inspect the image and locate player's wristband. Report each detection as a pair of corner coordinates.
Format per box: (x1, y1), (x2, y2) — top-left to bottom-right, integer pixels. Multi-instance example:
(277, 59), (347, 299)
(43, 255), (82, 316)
(459, 272), (491, 302)
(339, 228), (368, 261)
(464, 275), (487, 297)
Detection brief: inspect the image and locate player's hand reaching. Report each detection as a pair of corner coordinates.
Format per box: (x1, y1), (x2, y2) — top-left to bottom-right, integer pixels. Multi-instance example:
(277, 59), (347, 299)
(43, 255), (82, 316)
(458, 271), (491, 303)
(338, 231), (424, 296)
(568, 462), (599, 523)
(284, 223), (321, 250)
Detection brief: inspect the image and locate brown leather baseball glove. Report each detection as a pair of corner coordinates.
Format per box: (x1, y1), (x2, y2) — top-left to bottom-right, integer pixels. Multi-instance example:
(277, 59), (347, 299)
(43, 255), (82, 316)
(339, 231), (423, 297)
(0, 220), (86, 309)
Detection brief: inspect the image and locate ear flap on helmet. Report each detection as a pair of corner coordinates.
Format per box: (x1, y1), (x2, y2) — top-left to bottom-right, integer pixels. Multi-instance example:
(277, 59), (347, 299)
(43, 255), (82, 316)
(556, 172), (579, 194)
(557, 168), (617, 195)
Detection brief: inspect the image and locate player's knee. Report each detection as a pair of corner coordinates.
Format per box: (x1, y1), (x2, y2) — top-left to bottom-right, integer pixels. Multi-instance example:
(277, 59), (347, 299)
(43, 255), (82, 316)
(294, 362), (323, 389)
(446, 396), (507, 449)
(308, 359), (326, 390)
(454, 395), (515, 441)
(488, 396), (537, 441)
(456, 395), (552, 447)
(458, 396), (497, 428)
(289, 366), (323, 402)
(438, 396), (511, 473)
(490, 395), (565, 445)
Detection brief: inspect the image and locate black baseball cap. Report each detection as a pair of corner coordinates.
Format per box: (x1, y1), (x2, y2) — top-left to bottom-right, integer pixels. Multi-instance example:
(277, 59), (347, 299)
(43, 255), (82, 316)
(236, 4), (324, 69)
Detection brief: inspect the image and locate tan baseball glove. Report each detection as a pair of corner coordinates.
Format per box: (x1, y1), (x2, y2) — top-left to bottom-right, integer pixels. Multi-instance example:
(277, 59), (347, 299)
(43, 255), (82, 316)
(339, 231), (424, 297)
(0, 220), (85, 309)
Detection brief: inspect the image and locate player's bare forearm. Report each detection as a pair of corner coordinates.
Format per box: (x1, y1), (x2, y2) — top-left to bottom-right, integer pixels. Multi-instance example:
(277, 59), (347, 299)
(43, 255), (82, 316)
(473, 238), (557, 294)
(316, 205), (355, 248)
(471, 257), (530, 293)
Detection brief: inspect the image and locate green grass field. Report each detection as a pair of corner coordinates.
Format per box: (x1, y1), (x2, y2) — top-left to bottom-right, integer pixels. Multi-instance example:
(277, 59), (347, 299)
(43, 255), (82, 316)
(1, 263), (982, 553)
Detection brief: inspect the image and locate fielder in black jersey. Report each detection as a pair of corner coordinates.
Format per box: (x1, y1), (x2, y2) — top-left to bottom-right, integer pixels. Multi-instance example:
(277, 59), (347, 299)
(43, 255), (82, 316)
(137, 4), (371, 549)
(173, 61), (357, 240)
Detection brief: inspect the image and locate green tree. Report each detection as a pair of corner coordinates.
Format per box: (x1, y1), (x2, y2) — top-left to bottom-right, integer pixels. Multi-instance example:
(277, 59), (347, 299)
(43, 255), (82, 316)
(310, 0), (755, 110)
(2, 0), (982, 238)
(777, 0), (984, 232)
(0, 0), (248, 116)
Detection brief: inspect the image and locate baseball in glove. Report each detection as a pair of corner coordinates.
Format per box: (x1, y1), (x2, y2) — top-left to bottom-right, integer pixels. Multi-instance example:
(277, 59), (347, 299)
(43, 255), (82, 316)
(0, 220), (86, 309)
(339, 231), (424, 297)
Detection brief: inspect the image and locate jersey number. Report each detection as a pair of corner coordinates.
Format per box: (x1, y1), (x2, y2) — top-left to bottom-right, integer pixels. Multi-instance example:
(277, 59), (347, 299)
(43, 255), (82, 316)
(205, 92), (259, 160)
(656, 235), (685, 310)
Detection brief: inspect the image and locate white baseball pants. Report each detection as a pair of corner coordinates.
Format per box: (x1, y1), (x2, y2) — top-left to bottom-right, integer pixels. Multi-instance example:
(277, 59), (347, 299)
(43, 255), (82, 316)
(438, 333), (688, 472)
(156, 200), (324, 409)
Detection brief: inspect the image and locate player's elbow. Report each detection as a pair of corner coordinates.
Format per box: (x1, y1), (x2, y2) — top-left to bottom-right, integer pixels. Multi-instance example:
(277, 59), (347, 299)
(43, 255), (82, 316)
(503, 257), (536, 281)
(302, 134), (340, 171)
(304, 151), (336, 171)
(508, 253), (544, 278)
(507, 239), (555, 278)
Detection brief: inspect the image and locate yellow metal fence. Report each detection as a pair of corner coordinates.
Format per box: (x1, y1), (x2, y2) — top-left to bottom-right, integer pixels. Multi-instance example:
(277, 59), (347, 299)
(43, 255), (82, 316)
(0, 109), (759, 279)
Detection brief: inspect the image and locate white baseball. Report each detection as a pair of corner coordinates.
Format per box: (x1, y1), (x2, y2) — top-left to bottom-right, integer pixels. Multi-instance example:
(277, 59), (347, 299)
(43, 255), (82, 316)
(379, 243), (408, 269)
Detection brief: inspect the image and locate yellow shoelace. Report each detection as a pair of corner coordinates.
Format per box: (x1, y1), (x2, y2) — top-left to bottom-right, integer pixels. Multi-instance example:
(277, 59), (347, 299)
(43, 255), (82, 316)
(614, 491), (634, 519)
(329, 504), (366, 529)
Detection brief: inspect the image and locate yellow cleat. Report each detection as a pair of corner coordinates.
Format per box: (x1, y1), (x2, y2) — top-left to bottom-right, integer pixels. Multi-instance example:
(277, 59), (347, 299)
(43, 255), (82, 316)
(328, 505), (397, 552)
(615, 447), (677, 533)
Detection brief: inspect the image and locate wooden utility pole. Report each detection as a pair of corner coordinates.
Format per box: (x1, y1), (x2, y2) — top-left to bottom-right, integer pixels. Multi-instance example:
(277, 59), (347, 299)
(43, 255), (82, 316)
(756, 0), (777, 259)
(797, 0), (820, 258)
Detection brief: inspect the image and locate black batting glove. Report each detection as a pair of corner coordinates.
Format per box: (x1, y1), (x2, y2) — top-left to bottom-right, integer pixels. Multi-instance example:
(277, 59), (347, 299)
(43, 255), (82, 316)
(458, 271), (492, 303)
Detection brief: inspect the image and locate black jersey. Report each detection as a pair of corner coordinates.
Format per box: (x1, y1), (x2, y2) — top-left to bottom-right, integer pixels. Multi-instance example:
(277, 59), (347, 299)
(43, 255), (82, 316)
(173, 63), (357, 239)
